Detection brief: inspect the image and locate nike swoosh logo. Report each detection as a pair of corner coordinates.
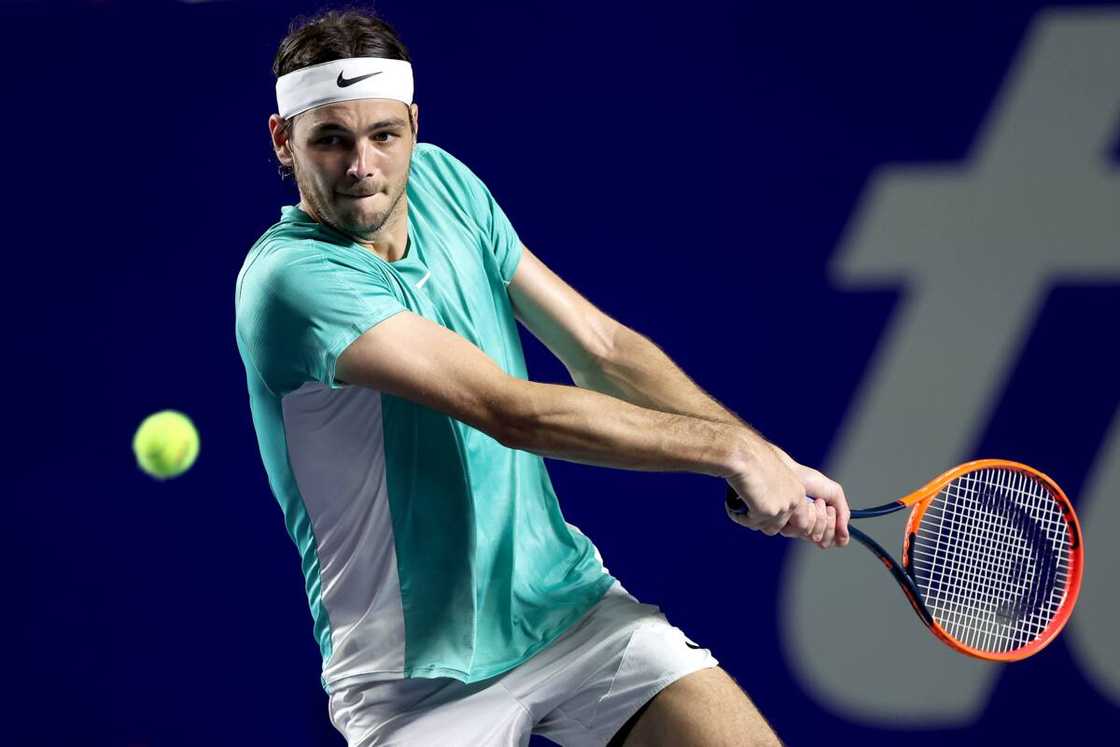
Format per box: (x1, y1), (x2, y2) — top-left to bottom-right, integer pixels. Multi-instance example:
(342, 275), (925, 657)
(337, 70), (382, 88)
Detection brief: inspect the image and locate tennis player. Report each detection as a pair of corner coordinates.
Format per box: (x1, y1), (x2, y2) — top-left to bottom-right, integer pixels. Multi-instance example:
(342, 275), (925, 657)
(234, 7), (851, 746)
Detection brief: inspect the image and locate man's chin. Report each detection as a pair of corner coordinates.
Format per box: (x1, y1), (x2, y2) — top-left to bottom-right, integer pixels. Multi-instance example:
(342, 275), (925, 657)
(336, 215), (386, 239)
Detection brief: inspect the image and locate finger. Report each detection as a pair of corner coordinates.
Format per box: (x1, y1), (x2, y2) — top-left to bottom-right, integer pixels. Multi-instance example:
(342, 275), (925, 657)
(724, 495), (801, 538)
(769, 508), (796, 537)
(724, 500), (763, 531)
(777, 504), (797, 538)
(756, 505), (790, 536)
(804, 500), (820, 542)
(788, 501), (816, 539)
(778, 517), (800, 538)
(806, 470), (851, 546)
(819, 506), (837, 548)
(815, 499), (833, 539)
(833, 483), (851, 545)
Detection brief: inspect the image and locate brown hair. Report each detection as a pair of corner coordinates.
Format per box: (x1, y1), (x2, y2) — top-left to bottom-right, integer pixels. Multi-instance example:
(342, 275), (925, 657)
(272, 4), (414, 180)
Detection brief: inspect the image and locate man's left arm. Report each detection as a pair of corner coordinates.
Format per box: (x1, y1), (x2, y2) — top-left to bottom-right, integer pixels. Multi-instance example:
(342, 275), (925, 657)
(576, 325), (850, 546)
(504, 242), (848, 544)
(571, 325), (751, 432)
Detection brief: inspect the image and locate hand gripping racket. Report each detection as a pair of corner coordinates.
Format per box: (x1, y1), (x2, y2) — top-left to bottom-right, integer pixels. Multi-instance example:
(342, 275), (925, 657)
(724, 459), (1084, 661)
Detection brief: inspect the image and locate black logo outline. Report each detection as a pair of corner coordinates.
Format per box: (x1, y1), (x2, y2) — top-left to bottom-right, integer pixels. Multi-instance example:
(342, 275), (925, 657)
(337, 70), (382, 88)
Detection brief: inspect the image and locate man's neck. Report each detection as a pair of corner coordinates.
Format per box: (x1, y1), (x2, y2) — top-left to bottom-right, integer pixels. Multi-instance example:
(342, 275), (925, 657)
(298, 198), (409, 263)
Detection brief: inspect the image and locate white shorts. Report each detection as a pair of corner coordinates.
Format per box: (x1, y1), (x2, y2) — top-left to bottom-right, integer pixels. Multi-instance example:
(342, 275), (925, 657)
(328, 579), (720, 746)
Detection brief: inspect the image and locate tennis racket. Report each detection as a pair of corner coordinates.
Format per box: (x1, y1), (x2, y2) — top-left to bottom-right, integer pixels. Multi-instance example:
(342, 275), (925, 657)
(725, 459), (1084, 661)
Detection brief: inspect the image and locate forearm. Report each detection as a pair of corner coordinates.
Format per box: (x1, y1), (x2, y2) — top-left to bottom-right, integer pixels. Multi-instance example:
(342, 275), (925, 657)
(573, 325), (758, 435)
(503, 378), (750, 478)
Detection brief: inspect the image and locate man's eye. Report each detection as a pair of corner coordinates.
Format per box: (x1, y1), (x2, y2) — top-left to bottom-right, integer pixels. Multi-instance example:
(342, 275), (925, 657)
(315, 133), (395, 146)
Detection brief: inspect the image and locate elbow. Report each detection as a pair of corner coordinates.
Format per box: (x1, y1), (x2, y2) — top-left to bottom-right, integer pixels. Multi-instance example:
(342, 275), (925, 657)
(574, 322), (633, 385)
(568, 320), (626, 383)
(589, 317), (625, 370)
(492, 377), (536, 451)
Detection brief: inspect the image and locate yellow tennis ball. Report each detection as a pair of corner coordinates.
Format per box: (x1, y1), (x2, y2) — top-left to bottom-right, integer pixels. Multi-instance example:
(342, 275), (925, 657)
(132, 409), (200, 480)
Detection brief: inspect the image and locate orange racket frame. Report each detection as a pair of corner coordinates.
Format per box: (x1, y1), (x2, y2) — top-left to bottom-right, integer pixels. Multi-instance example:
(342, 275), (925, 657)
(725, 458), (1084, 661)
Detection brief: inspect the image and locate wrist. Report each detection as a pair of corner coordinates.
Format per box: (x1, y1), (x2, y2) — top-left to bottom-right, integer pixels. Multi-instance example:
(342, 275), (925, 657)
(717, 425), (768, 479)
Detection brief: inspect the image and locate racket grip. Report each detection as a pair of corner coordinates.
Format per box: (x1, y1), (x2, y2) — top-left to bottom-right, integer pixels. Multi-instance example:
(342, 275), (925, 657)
(725, 485), (749, 514)
(724, 485), (813, 515)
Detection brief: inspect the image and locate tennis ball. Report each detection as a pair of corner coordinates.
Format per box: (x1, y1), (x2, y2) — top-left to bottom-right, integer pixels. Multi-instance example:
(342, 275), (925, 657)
(132, 409), (200, 480)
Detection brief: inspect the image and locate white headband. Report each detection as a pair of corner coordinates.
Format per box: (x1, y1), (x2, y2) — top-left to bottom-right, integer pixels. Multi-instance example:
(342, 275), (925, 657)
(276, 57), (413, 120)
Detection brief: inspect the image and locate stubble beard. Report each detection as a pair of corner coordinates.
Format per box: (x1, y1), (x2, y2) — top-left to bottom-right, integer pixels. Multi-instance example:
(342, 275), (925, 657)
(295, 164), (408, 243)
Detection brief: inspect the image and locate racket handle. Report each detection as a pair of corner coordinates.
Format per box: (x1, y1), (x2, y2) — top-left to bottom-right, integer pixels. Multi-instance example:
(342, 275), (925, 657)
(725, 485), (749, 514)
(725, 485), (904, 519)
(724, 485), (812, 514)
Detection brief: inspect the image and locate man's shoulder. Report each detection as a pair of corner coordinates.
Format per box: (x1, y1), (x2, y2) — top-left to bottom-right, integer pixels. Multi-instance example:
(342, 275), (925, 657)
(412, 140), (449, 162)
(412, 141), (484, 180)
(410, 141), (491, 208)
(244, 206), (337, 267)
(236, 223), (326, 308)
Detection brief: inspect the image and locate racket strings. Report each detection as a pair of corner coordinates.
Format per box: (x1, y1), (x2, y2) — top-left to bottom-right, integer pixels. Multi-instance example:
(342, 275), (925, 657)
(909, 467), (1072, 654)
(932, 472), (1070, 650)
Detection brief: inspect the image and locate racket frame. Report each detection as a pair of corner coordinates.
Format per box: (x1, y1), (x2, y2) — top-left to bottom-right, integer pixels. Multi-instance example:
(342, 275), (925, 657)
(895, 459), (1083, 661)
(725, 458), (1084, 662)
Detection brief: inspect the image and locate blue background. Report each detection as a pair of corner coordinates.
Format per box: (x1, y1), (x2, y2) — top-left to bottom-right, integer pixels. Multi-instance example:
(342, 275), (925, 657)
(6, 0), (1117, 744)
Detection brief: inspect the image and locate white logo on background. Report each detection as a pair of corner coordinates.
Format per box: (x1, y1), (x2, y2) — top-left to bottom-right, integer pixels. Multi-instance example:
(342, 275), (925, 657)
(782, 8), (1120, 725)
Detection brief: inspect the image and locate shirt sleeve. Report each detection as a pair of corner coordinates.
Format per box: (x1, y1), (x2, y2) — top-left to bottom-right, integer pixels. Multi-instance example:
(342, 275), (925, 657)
(237, 246), (407, 395)
(472, 172), (523, 286)
(429, 146), (524, 286)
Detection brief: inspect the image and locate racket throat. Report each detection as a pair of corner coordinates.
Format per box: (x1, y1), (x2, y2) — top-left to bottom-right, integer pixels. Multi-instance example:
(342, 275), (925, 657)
(849, 525), (935, 628)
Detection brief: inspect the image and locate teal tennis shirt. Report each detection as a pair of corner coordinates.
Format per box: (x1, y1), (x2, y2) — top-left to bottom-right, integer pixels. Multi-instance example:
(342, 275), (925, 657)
(235, 142), (616, 693)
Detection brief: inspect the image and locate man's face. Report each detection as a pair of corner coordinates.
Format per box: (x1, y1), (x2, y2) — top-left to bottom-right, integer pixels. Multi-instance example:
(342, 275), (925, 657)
(276, 98), (418, 241)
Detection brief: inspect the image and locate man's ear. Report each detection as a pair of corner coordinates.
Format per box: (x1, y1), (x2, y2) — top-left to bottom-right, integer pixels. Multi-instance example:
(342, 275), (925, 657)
(410, 102), (419, 140)
(268, 114), (294, 168)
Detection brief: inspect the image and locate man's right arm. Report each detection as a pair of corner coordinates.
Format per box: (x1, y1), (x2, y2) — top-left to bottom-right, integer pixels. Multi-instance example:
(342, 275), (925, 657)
(337, 310), (811, 533)
(335, 309), (752, 480)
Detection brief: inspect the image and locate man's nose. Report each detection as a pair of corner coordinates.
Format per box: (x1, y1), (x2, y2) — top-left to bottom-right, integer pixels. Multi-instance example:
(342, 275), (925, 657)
(346, 140), (378, 179)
